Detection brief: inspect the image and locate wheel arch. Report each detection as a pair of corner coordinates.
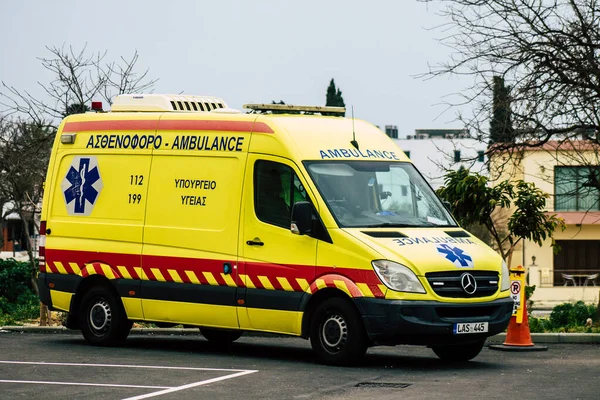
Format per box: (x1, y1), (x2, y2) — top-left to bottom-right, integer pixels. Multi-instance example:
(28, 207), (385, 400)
(68, 274), (120, 329)
(300, 287), (362, 339)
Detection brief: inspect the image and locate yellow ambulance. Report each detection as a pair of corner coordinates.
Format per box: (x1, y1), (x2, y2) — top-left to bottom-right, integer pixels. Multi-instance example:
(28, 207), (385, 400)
(38, 94), (512, 365)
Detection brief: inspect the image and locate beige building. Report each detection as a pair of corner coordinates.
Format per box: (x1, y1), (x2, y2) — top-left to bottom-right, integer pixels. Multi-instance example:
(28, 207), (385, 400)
(491, 141), (600, 308)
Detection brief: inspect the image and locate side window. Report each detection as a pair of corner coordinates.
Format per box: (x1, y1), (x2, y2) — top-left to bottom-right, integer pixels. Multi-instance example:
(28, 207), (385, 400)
(254, 160), (308, 228)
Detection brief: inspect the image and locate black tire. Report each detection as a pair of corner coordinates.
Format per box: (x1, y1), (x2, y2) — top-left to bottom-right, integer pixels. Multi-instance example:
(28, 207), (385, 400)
(79, 285), (132, 346)
(309, 297), (367, 366)
(200, 328), (242, 346)
(431, 340), (485, 362)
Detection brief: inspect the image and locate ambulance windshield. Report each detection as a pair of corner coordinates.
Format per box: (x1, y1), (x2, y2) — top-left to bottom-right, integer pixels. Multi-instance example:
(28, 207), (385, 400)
(305, 161), (457, 228)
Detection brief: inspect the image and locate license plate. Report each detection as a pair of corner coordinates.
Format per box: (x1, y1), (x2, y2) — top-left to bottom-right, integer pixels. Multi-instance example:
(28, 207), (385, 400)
(453, 322), (488, 334)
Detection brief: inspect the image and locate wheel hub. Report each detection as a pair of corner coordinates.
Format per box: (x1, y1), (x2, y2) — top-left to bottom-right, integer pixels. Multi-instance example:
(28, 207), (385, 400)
(321, 314), (347, 349)
(89, 299), (111, 332)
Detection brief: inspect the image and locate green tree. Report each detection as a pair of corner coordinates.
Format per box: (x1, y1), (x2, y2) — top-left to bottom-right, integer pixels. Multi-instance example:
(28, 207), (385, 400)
(63, 103), (90, 117)
(489, 76), (514, 145)
(325, 79), (345, 108)
(437, 168), (565, 265)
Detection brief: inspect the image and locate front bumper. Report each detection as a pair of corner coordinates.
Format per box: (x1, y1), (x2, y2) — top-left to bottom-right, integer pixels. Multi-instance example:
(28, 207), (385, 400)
(354, 296), (513, 346)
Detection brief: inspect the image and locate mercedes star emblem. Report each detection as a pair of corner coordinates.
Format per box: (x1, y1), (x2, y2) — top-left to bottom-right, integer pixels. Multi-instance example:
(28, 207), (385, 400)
(461, 272), (477, 295)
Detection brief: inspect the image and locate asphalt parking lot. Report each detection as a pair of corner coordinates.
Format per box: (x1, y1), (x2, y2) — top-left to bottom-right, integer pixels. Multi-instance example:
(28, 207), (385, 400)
(1, 331), (599, 400)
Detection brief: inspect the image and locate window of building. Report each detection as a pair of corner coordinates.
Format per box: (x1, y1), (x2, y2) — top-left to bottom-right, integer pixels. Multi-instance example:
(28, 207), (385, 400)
(453, 150), (461, 162)
(385, 125), (398, 139)
(553, 240), (600, 286)
(477, 151), (485, 163)
(555, 166), (600, 211)
(404, 151), (410, 159)
(254, 160), (308, 228)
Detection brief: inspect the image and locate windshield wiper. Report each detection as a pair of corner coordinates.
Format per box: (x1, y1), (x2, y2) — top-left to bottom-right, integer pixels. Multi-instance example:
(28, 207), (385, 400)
(365, 222), (432, 228)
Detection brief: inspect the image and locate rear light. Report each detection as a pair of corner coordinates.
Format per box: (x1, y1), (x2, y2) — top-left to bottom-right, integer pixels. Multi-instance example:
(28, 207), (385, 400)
(39, 221), (46, 272)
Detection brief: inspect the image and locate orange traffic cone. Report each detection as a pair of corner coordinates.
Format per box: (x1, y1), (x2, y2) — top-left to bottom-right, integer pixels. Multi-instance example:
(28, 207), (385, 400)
(503, 300), (534, 346)
(489, 300), (547, 351)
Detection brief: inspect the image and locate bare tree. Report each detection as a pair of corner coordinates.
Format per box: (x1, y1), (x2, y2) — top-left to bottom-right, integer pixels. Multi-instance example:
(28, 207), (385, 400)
(0, 45), (157, 325)
(419, 0), (600, 172)
(0, 118), (53, 282)
(1, 44), (157, 125)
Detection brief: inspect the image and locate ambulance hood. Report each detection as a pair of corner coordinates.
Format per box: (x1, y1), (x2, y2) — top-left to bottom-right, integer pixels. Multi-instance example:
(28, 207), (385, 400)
(344, 228), (503, 275)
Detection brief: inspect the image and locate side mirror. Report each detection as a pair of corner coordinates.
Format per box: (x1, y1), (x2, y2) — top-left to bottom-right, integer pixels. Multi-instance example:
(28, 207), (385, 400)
(291, 201), (312, 235)
(442, 200), (452, 213)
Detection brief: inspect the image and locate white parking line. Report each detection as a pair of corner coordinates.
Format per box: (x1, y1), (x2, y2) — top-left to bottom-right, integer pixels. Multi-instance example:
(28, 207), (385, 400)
(0, 360), (259, 398)
(0, 380), (170, 390)
(122, 370), (258, 400)
(0, 360), (248, 372)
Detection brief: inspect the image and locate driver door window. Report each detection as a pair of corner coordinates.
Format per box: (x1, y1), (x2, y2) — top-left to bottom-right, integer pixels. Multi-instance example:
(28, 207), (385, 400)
(255, 160), (308, 229)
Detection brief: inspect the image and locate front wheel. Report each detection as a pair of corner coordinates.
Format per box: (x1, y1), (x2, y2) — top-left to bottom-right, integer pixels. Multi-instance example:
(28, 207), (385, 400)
(79, 286), (132, 346)
(310, 297), (367, 366)
(431, 340), (485, 362)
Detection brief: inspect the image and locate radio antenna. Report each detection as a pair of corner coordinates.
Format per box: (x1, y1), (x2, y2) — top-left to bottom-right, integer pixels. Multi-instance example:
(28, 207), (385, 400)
(350, 105), (359, 150)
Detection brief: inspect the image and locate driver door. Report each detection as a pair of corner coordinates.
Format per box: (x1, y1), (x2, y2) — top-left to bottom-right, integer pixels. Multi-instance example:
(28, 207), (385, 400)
(237, 155), (317, 335)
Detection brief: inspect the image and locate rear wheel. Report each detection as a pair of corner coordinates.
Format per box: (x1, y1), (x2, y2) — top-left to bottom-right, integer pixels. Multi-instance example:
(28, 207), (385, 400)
(431, 340), (485, 362)
(79, 286), (132, 346)
(309, 297), (367, 366)
(200, 328), (242, 346)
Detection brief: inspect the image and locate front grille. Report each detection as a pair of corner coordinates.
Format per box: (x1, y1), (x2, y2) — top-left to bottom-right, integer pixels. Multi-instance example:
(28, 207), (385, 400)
(425, 270), (499, 298)
(436, 305), (499, 319)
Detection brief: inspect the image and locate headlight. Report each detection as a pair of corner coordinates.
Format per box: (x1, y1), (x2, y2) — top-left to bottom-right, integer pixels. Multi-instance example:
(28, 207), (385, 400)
(372, 260), (426, 294)
(500, 260), (510, 291)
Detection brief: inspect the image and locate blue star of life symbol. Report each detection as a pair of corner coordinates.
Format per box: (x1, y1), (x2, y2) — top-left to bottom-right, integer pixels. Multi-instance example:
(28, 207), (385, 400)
(437, 244), (474, 268)
(61, 156), (103, 216)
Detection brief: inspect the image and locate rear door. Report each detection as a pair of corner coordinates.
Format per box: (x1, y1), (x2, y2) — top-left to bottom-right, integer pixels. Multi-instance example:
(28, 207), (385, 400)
(141, 115), (250, 328)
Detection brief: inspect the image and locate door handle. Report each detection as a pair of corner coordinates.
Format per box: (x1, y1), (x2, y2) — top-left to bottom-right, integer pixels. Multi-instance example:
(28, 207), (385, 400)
(246, 238), (264, 246)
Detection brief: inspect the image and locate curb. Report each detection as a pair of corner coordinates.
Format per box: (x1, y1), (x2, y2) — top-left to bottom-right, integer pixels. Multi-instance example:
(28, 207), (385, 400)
(2, 326), (600, 343)
(0, 326), (283, 338)
(486, 332), (600, 344)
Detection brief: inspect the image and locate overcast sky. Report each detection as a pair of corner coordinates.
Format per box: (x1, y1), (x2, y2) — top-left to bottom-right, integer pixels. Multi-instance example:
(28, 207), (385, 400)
(1, 0), (470, 135)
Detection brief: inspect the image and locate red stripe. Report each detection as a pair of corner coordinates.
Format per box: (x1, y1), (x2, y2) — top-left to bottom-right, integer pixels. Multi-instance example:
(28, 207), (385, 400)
(369, 284), (385, 298)
(126, 266), (140, 280)
(316, 266), (381, 286)
(236, 261), (247, 287)
(93, 264), (103, 275)
(64, 262), (77, 275)
(63, 120), (158, 132)
(286, 277), (303, 292)
(61, 119), (274, 134)
(253, 122), (274, 134)
(46, 249), (141, 273)
(245, 261), (314, 283)
(46, 263), (58, 274)
(44, 249), (383, 293)
(159, 120), (258, 133)
(160, 120), (273, 134)
(142, 255), (234, 284)
(144, 267), (157, 281)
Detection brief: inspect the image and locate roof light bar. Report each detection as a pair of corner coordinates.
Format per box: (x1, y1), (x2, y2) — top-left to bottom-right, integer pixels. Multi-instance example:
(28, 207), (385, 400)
(243, 103), (346, 116)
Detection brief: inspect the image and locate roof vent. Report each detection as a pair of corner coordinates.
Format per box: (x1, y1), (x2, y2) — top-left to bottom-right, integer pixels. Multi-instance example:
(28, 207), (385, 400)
(111, 94), (228, 112)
